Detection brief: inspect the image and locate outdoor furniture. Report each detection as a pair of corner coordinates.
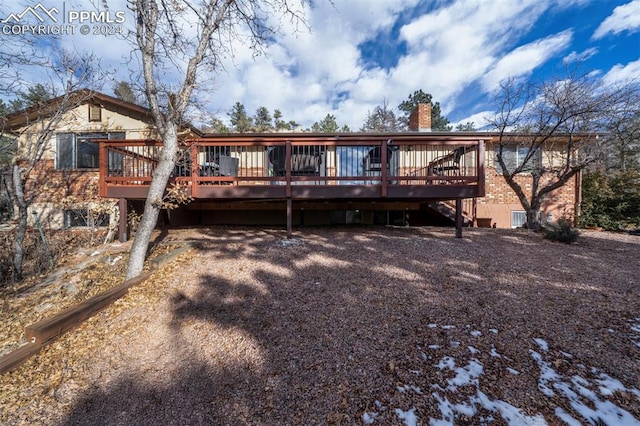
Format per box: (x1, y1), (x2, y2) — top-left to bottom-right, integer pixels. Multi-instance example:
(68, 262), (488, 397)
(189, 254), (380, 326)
(269, 145), (322, 176)
(428, 146), (466, 179)
(363, 145), (397, 174)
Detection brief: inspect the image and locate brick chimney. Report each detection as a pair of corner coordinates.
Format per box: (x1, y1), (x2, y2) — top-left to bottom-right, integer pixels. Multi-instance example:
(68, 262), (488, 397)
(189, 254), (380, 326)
(409, 103), (432, 132)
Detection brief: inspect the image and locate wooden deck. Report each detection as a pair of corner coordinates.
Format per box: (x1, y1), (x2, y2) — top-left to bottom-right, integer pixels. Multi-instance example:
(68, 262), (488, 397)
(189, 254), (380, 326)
(99, 133), (487, 237)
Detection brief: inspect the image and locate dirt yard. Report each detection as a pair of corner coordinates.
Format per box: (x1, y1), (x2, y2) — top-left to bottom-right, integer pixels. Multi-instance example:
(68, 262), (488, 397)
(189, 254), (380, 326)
(1, 226), (639, 425)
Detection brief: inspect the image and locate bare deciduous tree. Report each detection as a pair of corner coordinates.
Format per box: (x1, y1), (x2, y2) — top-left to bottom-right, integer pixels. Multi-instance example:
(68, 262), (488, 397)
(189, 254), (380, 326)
(488, 71), (640, 230)
(126, 0), (308, 279)
(3, 51), (100, 280)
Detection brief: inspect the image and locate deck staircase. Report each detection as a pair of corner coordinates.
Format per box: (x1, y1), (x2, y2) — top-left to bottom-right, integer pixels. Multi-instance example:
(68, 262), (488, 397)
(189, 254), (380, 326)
(425, 200), (474, 226)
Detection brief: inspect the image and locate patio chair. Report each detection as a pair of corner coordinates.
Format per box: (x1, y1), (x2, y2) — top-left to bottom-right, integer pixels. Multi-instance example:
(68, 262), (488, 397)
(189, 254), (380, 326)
(363, 145), (397, 173)
(269, 145), (322, 176)
(428, 146), (465, 177)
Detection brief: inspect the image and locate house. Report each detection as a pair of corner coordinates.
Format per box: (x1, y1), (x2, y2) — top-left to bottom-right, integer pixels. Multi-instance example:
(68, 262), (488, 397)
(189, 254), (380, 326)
(4, 91), (582, 239)
(3, 90), (178, 229)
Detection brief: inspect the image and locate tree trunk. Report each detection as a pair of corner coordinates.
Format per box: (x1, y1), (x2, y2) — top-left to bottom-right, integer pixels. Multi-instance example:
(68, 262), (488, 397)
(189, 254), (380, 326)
(526, 199), (542, 230)
(125, 124), (179, 279)
(10, 164), (27, 281)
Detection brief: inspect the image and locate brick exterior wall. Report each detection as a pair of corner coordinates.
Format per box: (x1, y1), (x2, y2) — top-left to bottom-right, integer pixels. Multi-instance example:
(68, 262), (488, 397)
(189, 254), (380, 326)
(476, 142), (577, 228)
(29, 160), (101, 203)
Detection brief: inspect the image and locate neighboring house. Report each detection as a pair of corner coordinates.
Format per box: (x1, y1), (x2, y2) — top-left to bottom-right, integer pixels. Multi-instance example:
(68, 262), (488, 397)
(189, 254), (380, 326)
(4, 91), (163, 229)
(4, 92), (583, 236)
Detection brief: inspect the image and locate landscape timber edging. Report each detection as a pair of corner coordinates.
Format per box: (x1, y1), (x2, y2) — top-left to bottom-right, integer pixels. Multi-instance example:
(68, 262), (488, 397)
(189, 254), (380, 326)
(0, 243), (194, 375)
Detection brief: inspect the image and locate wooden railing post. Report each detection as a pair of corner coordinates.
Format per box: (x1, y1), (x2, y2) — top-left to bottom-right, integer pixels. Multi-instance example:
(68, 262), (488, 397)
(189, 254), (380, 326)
(285, 141), (292, 198)
(477, 139), (485, 197)
(285, 141), (292, 237)
(190, 143), (199, 198)
(381, 139), (388, 198)
(99, 141), (107, 197)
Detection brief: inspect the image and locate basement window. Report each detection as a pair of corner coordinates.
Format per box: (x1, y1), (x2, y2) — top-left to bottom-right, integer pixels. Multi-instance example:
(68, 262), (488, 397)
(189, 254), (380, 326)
(64, 209), (110, 228)
(511, 211), (527, 228)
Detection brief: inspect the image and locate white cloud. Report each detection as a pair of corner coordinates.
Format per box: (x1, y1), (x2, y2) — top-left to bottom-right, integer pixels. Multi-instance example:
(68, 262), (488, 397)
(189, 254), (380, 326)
(601, 58), (640, 86)
(592, 0), (640, 39)
(563, 47), (598, 64)
(2, 0), (634, 131)
(450, 110), (495, 130)
(482, 30), (573, 92)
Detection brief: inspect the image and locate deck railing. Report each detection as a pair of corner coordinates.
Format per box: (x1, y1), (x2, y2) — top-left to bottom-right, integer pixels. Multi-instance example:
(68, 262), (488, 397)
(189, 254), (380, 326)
(99, 136), (486, 200)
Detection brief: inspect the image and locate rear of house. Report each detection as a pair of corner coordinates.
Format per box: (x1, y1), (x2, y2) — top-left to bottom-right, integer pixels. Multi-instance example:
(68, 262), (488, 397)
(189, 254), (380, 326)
(4, 94), (581, 233)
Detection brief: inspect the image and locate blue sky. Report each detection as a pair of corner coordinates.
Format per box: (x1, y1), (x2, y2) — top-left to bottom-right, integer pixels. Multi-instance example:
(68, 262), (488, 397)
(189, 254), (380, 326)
(1, 0), (639, 130)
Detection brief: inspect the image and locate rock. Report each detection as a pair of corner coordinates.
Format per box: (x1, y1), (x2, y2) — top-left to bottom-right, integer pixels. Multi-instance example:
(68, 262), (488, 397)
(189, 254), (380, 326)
(63, 282), (79, 296)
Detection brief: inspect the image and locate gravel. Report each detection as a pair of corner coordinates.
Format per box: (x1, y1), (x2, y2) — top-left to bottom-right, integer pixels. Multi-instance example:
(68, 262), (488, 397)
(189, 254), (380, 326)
(1, 226), (639, 425)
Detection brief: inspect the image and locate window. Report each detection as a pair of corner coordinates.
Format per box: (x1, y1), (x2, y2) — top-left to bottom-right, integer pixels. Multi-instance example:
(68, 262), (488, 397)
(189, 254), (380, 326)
(88, 104), (102, 121)
(494, 145), (540, 173)
(64, 209), (110, 228)
(56, 132), (125, 170)
(511, 211), (527, 228)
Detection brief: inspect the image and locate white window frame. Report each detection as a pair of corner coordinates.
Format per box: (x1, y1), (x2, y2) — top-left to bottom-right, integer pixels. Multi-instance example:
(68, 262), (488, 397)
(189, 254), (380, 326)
(511, 211), (527, 228)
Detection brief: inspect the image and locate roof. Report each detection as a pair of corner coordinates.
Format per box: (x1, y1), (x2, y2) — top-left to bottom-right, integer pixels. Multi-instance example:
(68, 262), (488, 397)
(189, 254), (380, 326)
(3, 89), (202, 136)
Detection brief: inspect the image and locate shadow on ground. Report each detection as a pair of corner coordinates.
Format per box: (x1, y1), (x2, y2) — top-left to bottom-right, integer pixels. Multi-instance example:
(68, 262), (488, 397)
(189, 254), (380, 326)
(60, 226), (640, 425)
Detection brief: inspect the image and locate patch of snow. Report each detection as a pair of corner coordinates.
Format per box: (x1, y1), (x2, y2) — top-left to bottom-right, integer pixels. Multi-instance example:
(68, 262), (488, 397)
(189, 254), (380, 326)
(489, 328), (499, 334)
(507, 368), (520, 375)
(468, 346), (480, 355)
(490, 347), (502, 358)
(431, 393), (454, 425)
(441, 325), (456, 330)
(452, 401), (477, 418)
(428, 345), (441, 350)
(397, 385), (424, 395)
(530, 350), (640, 425)
(446, 359), (484, 390)
(530, 350), (560, 397)
(474, 390), (547, 425)
(436, 356), (455, 370)
(395, 407), (418, 426)
(450, 341), (460, 347)
(554, 407), (581, 426)
(470, 330), (482, 337)
(362, 412), (377, 424)
(429, 356), (543, 426)
(428, 323), (438, 328)
(595, 373), (628, 397)
(553, 380), (639, 425)
(533, 338), (549, 351)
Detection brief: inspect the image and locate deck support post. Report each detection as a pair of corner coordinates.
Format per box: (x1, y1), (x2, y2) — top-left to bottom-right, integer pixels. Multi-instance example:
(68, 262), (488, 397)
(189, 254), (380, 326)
(118, 198), (128, 242)
(286, 198), (292, 238)
(455, 198), (463, 238)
